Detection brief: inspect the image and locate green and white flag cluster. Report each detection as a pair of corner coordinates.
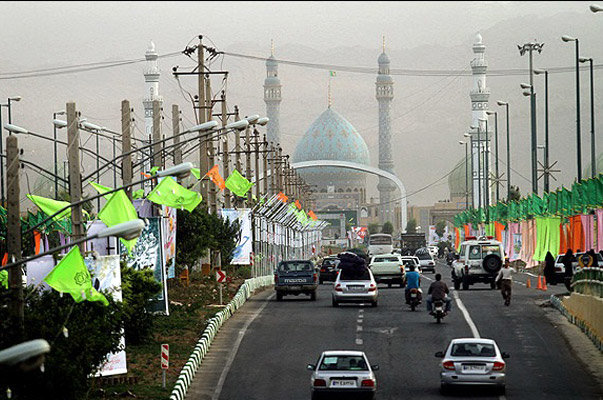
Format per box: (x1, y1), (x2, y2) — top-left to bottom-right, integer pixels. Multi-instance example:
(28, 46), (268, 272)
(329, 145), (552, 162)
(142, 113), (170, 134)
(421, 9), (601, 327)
(225, 170), (253, 197)
(96, 189), (139, 253)
(44, 246), (109, 306)
(146, 177), (203, 212)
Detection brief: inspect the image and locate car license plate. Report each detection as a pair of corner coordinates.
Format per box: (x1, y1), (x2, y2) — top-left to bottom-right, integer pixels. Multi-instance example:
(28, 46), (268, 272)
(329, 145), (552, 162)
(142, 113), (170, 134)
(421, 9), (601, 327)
(347, 286), (365, 292)
(287, 285), (302, 291)
(462, 364), (485, 372)
(331, 380), (356, 387)
(410, 293), (417, 298)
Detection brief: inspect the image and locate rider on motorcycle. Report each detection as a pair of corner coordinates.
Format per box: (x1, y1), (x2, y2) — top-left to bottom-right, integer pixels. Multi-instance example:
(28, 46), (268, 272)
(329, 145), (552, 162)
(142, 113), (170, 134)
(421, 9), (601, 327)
(404, 264), (422, 304)
(426, 273), (452, 314)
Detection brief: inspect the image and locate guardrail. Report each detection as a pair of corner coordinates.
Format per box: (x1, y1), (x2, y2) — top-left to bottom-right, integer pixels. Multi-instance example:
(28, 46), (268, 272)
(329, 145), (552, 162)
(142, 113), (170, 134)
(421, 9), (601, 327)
(169, 275), (274, 400)
(550, 294), (602, 352)
(571, 267), (603, 298)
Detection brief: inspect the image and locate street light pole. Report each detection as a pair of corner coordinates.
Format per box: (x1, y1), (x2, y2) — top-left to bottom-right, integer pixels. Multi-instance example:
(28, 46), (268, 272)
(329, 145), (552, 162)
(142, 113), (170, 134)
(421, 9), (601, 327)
(497, 101), (511, 200)
(580, 57), (596, 177)
(53, 110), (66, 199)
(534, 69), (550, 192)
(486, 111), (500, 202)
(459, 139), (469, 210)
(562, 35), (582, 181)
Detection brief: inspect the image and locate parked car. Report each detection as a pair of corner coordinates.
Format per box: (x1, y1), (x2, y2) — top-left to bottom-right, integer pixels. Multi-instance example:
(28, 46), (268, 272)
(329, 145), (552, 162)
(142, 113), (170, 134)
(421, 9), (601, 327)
(332, 266), (378, 307)
(308, 350), (378, 400)
(400, 256), (422, 274)
(451, 237), (503, 290)
(368, 254), (405, 287)
(319, 256), (340, 284)
(274, 260), (318, 301)
(552, 252), (603, 284)
(414, 248), (436, 273)
(435, 338), (509, 394)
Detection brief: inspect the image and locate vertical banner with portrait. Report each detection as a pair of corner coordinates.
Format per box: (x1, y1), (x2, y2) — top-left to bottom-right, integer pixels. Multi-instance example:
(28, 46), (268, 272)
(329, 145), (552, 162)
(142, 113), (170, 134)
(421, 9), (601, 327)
(511, 233), (522, 261)
(220, 208), (252, 265)
(120, 217), (168, 314)
(161, 206), (177, 279)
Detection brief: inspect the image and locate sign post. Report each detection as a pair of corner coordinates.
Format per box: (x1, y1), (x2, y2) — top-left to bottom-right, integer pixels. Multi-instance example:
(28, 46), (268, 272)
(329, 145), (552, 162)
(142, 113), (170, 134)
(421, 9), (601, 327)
(216, 269), (226, 305)
(161, 344), (169, 389)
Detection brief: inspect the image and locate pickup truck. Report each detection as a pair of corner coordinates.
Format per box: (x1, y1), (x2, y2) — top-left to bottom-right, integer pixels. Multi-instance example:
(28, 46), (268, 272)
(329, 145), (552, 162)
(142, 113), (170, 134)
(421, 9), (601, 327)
(368, 254), (406, 288)
(274, 260), (318, 301)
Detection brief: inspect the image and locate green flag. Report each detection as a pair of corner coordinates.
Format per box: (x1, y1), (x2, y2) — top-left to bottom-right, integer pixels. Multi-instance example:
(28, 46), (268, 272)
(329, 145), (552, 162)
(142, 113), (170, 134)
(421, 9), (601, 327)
(146, 177), (202, 212)
(191, 168), (201, 180)
(329, 70), (337, 77)
(44, 246), (108, 306)
(97, 190), (139, 253)
(0, 270), (7, 289)
(225, 170), (253, 197)
(89, 182), (113, 200)
(27, 194), (71, 222)
(132, 189), (145, 200)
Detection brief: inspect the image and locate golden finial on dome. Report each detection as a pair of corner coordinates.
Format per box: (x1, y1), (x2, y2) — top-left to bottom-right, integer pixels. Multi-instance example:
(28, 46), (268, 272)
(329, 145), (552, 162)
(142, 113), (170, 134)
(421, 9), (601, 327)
(382, 35), (385, 53)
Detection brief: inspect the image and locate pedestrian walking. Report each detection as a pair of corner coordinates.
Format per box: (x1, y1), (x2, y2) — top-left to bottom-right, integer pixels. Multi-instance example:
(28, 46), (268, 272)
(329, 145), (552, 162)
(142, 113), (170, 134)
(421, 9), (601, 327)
(543, 251), (556, 285)
(496, 258), (515, 306)
(562, 248), (574, 292)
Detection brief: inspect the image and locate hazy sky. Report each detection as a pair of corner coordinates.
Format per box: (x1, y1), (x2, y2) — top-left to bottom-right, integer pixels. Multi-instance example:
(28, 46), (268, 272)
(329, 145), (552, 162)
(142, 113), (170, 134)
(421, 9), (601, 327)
(1, 1), (601, 209)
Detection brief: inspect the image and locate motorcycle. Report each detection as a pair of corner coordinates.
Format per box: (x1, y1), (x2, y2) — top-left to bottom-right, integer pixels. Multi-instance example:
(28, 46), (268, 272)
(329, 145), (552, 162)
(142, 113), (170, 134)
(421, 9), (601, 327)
(432, 299), (446, 323)
(408, 288), (421, 311)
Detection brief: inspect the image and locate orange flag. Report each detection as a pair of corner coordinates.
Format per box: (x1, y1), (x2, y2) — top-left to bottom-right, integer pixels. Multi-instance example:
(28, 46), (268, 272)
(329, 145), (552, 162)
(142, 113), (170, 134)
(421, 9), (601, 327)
(277, 192), (288, 203)
(295, 200), (302, 210)
(206, 165), (226, 191)
(34, 230), (41, 255)
(308, 210), (317, 221)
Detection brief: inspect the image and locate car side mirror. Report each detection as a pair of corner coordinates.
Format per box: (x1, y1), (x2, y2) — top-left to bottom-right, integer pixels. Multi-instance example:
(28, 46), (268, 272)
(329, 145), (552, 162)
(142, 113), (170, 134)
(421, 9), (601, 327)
(434, 351), (445, 358)
(307, 364), (315, 371)
(501, 352), (510, 359)
(371, 364), (379, 371)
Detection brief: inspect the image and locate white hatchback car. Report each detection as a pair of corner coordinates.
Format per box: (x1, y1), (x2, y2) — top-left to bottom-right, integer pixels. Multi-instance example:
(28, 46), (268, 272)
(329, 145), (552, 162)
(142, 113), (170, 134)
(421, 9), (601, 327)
(332, 267), (378, 307)
(436, 338), (509, 394)
(308, 350), (378, 400)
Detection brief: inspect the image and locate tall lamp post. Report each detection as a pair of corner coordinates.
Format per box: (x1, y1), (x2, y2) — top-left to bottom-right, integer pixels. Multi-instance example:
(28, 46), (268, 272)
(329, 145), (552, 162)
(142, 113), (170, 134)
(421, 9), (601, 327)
(486, 110), (500, 202)
(579, 57), (596, 177)
(496, 101), (511, 200)
(590, 4), (603, 12)
(459, 139), (469, 210)
(534, 69), (550, 192)
(53, 110), (66, 198)
(478, 117), (490, 216)
(470, 124), (482, 209)
(562, 35), (582, 181)
(520, 82), (538, 194)
(0, 96), (21, 205)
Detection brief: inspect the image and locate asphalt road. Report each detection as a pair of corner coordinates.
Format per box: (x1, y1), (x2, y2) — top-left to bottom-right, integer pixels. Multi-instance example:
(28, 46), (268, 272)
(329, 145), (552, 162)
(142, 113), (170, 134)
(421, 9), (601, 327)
(211, 261), (600, 400)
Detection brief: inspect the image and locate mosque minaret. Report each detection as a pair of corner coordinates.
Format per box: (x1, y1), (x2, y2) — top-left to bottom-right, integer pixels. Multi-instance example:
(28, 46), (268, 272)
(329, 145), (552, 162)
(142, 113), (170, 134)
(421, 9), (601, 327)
(264, 41), (282, 146)
(142, 40), (162, 191)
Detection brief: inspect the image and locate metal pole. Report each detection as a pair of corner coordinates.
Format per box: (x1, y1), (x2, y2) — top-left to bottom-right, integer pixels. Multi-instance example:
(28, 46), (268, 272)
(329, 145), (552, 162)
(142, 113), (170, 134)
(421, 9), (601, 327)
(254, 131), (260, 202)
(172, 104), (182, 165)
(222, 92), (231, 208)
(96, 132), (101, 210)
(575, 39), (582, 181)
(470, 135), (474, 208)
(589, 59), (596, 177)
(477, 125), (482, 209)
(67, 102), (85, 252)
(465, 142), (469, 210)
(152, 100), (162, 169)
(206, 77), (217, 214)
(121, 100), (133, 201)
(484, 118), (490, 218)
(505, 104), (511, 200)
(7, 134), (23, 344)
(529, 48), (538, 195)
(493, 112), (499, 202)
(53, 113), (58, 199)
(245, 124), (252, 205)
(113, 136), (117, 188)
(0, 108), (4, 205)
(198, 38), (209, 203)
(544, 71), (550, 192)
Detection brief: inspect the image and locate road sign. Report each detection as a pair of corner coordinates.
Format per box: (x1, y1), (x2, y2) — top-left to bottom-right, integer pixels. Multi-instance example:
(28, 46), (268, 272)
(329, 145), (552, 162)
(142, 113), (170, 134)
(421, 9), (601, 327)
(216, 269), (226, 283)
(161, 344), (169, 370)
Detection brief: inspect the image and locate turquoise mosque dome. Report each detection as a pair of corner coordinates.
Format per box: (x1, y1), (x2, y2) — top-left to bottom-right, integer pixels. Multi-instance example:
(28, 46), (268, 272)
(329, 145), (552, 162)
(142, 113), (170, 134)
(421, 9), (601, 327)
(292, 107), (369, 190)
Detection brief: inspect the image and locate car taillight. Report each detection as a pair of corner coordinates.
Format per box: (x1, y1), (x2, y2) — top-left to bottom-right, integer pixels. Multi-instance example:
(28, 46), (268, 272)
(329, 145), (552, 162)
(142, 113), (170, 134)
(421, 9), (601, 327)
(368, 283), (377, 292)
(335, 283), (343, 292)
(313, 378), (326, 387)
(442, 361), (455, 370)
(361, 379), (375, 387)
(321, 268), (327, 272)
(465, 265), (469, 273)
(492, 361), (505, 371)
(274, 274), (278, 282)
(313, 273), (318, 282)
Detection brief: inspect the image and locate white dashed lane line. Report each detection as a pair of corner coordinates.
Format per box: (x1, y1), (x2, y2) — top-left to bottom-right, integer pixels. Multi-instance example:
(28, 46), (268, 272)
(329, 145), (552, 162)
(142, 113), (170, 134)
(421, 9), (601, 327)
(356, 308), (364, 346)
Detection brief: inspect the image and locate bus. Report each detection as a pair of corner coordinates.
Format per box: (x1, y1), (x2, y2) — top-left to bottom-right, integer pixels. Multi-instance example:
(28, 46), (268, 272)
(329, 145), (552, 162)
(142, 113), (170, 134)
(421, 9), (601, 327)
(367, 233), (393, 256)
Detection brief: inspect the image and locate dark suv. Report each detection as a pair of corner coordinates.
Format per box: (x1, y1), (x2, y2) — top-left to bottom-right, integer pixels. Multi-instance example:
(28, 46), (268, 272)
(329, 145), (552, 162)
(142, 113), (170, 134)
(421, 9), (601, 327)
(274, 260), (318, 301)
(319, 256), (340, 284)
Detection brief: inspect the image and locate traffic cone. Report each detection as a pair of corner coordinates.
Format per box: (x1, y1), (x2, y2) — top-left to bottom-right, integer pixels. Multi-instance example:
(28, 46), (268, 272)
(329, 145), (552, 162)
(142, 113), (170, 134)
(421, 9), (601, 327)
(526, 277), (531, 288)
(542, 276), (547, 291)
(536, 275), (543, 290)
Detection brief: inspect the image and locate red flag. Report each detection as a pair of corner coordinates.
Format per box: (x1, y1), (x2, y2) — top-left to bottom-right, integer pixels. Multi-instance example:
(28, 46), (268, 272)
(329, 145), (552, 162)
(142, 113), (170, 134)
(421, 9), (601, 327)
(206, 165), (226, 191)
(295, 200), (302, 210)
(277, 192), (288, 203)
(308, 210), (317, 221)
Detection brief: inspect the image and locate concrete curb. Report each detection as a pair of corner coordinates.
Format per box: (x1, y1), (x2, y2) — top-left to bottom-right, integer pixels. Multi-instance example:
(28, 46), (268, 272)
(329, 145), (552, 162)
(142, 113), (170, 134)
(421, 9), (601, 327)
(169, 275), (274, 400)
(550, 294), (603, 352)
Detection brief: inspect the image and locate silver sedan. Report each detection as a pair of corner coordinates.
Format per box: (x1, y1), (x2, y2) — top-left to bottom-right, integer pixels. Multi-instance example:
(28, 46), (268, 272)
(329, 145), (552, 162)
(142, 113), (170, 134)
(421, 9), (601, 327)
(435, 338), (509, 394)
(331, 268), (378, 307)
(308, 350), (378, 400)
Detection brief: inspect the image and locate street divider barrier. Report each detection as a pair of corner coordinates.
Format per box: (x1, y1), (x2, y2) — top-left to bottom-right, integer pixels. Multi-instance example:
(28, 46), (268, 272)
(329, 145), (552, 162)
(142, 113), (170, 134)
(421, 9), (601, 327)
(169, 275), (274, 400)
(550, 293), (603, 352)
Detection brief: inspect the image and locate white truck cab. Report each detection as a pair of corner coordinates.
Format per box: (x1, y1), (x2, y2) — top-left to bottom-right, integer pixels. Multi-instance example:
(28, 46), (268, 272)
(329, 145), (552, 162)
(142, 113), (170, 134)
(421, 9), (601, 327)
(452, 236), (505, 290)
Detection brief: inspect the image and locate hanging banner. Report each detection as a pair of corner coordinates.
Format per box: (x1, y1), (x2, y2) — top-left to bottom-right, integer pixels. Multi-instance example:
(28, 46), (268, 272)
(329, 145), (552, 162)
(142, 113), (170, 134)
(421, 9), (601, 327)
(428, 225), (439, 244)
(86, 255), (127, 376)
(120, 217), (168, 314)
(511, 233), (522, 261)
(161, 206), (177, 279)
(25, 255), (56, 291)
(86, 220), (119, 256)
(220, 209), (252, 265)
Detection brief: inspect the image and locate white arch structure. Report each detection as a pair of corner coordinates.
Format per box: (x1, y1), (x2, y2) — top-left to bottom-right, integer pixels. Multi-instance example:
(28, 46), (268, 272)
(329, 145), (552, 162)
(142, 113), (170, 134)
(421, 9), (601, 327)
(291, 160), (407, 230)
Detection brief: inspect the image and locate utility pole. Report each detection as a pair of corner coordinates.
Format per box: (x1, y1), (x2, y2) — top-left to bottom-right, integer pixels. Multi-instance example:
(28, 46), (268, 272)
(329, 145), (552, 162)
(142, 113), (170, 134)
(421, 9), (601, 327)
(206, 78), (217, 214)
(172, 105), (182, 166)
(152, 100), (162, 169)
(7, 134), (23, 343)
(245, 123), (252, 205)
(67, 102), (85, 252)
(197, 37), (209, 204)
(221, 92), (231, 208)
(121, 100), (133, 201)
(276, 146), (283, 193)
(262, 135), (269, 198)
(254, 129), (261, 202)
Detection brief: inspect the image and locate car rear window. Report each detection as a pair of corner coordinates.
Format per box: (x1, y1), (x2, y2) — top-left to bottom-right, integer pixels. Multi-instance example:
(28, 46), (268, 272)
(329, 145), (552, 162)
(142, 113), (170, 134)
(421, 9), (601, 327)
(482, 245), (501, 257)
(374, 257), (399, 263)
(451, 343), (496, 357)
(340, 268), (370, 281)
(319, 355), (368, 371)
(401, 259), (417, 266)
(416, 252), (432, 260)
(278, 262), (312, 272)
(322, 259), (340, 267)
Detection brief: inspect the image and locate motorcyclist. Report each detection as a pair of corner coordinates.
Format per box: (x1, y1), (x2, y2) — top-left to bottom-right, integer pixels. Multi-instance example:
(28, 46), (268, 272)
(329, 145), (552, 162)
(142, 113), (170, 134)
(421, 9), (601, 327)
(426, 273), (452, 314)
(404, 264), (422, 304)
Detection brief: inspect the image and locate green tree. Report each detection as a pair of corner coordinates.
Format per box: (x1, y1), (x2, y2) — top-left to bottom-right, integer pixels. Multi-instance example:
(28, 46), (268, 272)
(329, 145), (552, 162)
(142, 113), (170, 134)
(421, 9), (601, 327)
(381, 221), (394, 235)
(368, 223), (380, 235)
(405, 218), (417, 233)
(435, 220), (447, 238)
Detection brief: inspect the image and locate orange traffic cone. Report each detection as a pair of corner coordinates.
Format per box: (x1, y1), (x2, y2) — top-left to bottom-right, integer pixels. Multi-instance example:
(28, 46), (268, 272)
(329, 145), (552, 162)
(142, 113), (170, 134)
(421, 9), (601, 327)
(536, 275), (543, 290)
(526, 277), (531, 289)
(542, 276), (547, 291)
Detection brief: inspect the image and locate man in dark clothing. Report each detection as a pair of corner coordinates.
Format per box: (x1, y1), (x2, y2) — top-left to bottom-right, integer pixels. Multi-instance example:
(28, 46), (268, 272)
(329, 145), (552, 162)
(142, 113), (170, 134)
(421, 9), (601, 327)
(586, 249), (599, 268)
(426, 273), (451, 313)
(543, 251), (556, 285)
(562, 249), (574, 291)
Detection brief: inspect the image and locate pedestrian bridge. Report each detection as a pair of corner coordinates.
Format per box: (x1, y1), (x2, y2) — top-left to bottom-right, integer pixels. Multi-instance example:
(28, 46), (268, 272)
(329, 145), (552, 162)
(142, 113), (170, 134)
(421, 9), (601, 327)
(290, 160), (407, 229)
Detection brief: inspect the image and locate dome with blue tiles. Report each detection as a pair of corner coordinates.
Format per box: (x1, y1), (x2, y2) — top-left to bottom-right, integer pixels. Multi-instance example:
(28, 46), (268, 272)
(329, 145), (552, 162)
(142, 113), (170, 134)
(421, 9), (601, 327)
(292, 107), (369, 189)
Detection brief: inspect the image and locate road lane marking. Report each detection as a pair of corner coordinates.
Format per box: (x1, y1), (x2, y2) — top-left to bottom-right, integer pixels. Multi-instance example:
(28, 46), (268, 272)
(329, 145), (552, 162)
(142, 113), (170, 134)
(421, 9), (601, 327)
(356, 338), (363, 345)
(514, 280), (526, 286)
(357, 319), (363, 324)
(452, 291), (481, 339)
(212, 293), (274, 400)
(357, 325), (363, 332)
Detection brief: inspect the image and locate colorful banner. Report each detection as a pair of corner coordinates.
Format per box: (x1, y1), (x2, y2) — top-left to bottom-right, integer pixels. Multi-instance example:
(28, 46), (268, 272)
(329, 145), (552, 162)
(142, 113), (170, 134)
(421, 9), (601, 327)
(161, 206), (177, 279)
(220, 209), (252, 265)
